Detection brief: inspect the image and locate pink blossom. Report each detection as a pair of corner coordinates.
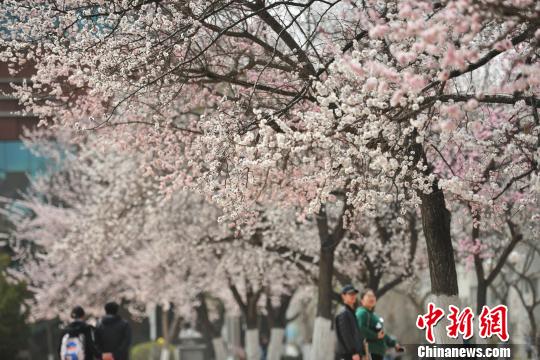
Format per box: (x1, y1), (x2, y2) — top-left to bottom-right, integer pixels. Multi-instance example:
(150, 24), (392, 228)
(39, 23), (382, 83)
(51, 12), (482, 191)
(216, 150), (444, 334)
(494, 39), (513, 51)
(390, 90), (405, 106)
(369, 24), (389, 39)
(364, 77), (378, 91)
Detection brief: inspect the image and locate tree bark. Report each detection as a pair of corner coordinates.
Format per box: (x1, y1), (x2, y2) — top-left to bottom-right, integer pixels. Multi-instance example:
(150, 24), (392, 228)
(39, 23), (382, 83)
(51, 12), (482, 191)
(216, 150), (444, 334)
(420, 186), (459, 297)
(311, 239), (338, 360)
(311, 205), (343, 360)
(533, 322), (539, 359)
(195, 293), (226, 359)
(229, 283), (262, 360)
(316, 245), (335, 319)
(420, 184), (461, 344)
(160, 309), (170, 360)
(474, 277), (489, 345)
(476, 281), (488, 314)
(266, 293), (292, 360)
(409, 138), (459, 303)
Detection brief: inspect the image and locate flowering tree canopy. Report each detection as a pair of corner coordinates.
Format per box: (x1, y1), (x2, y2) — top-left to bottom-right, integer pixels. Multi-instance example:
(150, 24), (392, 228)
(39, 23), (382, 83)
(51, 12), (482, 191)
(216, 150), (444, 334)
(1, 0), (539, 346)
(5, 130), (318, 322)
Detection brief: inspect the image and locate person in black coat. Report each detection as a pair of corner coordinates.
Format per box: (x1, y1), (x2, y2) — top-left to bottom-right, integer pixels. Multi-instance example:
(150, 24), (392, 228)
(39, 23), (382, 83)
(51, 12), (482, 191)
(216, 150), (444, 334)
(59, 306), (100, 360)
(335, 285), (366, 360)
(95, 302), (132, 360)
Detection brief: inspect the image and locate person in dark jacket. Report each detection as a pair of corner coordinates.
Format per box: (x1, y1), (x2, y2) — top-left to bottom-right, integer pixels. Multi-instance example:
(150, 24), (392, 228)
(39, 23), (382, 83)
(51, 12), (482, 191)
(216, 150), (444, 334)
(335, 285), (365, 360)
(356, 288), (403, 360)
(95, 302), (132, 360)
(59, 306), (100, 360)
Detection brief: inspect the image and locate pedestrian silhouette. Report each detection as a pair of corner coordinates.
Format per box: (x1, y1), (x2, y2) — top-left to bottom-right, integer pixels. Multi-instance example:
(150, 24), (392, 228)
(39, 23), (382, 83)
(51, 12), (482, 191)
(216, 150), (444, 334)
(95, 302), (132, 360)
(59, 306), (100, 360)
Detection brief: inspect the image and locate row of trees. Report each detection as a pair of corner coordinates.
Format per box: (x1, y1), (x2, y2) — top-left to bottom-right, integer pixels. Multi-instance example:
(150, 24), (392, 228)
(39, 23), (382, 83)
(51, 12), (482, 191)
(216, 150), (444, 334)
(7, 130), (422, 359)
(0, 0), (538, 356)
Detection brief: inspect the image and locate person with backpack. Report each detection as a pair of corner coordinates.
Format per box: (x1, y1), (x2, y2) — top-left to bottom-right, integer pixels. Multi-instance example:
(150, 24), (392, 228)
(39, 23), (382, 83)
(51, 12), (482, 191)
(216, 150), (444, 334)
(335, 284), (366, 360)
(59, 306), (100, 360)
(95, 302), (132, 360)
(356, 289), (403, 360)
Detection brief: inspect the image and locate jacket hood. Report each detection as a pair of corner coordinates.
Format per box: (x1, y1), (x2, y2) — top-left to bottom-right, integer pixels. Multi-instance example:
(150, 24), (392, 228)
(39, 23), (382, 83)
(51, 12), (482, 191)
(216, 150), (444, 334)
(65, 320), (88, 335)
(101, 314), (122, 325)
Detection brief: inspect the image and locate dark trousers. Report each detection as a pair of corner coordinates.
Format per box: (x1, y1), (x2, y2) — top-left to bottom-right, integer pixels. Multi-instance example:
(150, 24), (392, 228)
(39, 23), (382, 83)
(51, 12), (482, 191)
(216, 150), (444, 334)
(370, 354), (383, 360)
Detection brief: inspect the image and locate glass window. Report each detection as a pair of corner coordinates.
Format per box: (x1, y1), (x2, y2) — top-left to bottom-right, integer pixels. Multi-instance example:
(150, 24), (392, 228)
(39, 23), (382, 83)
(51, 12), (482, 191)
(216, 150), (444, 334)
(0, 141), (48, 179)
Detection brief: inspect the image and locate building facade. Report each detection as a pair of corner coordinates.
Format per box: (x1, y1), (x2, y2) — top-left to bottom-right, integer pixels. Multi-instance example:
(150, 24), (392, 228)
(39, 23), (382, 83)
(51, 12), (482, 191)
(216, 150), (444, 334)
(0, 61), (45, 198)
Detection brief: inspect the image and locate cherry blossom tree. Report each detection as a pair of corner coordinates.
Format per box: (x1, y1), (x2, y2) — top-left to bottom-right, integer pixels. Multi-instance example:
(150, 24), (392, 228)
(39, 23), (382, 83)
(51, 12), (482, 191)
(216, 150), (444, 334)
(6, 129), (321, 359)
(338, 206), (424, 295)
(7, 129), (427, 358)
(435, 79), (540, 323)
(194, 292), (227, 360)
(4, 131), (227, 355)
(1, 0), (538, 347)
(207, 205), (323, 360)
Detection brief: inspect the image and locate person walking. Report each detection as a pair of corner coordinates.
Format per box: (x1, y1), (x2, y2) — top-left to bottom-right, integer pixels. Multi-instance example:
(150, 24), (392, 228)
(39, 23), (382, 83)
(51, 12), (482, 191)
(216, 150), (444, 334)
(356, 289), (403, 360)
(95, 302), (132, 360)
(59, 306), (100, 360)
(335, 284), (366, 360)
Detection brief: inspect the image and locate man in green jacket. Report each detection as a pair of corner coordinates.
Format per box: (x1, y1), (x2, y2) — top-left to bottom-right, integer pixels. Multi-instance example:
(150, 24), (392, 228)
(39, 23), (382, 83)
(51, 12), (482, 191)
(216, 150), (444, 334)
(356, 289), (403, 360)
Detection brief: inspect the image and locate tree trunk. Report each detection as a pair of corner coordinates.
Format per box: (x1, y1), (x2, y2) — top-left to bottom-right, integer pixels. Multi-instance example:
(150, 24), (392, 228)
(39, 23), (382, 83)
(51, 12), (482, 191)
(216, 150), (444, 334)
(475, 280), (488, 345)
(245, 328), (260, 360)
(311, 246), (336, 360)
(159, 347), (170, 360)
(316, 246), (335, 319)
(476, 281), (487, 313)
(421, 187), (458, 296)
(535, 334), (539, 360)
(246, 295), (259, 330)
(530, 312), (538, 359)
(266, 293), (292, 360)
(474, 220), (521, 345)
(46, 321), (54, 360)
(267, 328), (285, 360)
(212, 337), (228, 360)
(161, 309), (170, 360)
(158, 306), (181, 360)
(195, 293), (225, 359)
(229, 283), (262, 360)
(311, 206), (343, 360)
(245, 298), (260, 360)
(473, 213), (487, 315)
(420, 186), (460, 344)
(312, 317), (335, 360)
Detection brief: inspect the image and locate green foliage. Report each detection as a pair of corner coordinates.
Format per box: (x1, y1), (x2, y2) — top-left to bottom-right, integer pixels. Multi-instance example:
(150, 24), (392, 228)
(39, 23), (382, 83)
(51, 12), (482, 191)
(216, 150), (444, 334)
(131, 341), (176, 360)
(0, 253), (29, 359)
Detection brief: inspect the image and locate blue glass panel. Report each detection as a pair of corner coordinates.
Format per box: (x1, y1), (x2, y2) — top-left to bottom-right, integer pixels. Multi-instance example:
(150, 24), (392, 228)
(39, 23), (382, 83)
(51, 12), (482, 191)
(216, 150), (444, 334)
(5, 141), (30, 172)
(0, 141), (50, 178)
(0, 142), (6, 178)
